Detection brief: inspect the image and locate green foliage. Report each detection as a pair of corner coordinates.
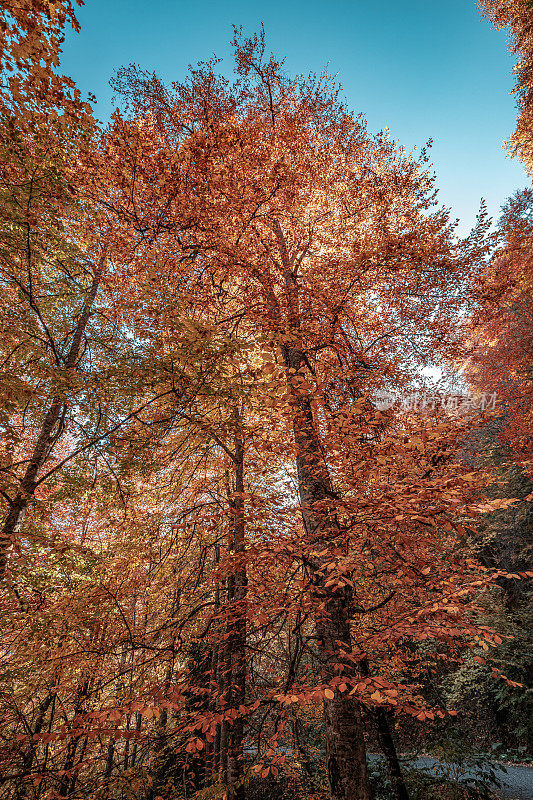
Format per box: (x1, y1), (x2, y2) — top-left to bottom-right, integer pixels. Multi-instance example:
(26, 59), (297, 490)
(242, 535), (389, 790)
(367, 752), (503, 800)
(444, 587), (533, 752)
(367, 759), (394, 800)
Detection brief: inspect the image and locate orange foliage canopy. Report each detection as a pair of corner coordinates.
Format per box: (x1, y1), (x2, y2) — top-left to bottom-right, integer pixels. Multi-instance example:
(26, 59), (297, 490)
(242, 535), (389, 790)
(480, 0), (533, 171)
(0, 0), (92, 122)
(465, 188), (533, 459)
(78, 28), (503, 795)
(0, 20), (523, 800)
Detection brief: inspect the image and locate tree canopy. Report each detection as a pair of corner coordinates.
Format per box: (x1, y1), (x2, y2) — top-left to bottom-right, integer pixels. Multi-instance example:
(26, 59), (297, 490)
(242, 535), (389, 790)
(0, 9), (531, 800)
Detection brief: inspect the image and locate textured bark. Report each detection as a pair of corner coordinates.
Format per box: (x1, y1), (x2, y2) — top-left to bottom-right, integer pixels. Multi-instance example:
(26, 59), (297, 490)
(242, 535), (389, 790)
(105, 646), (128, 780)
(218, 568), (230, 786)
(210, 544), (222, 780)
(323, 694), (370, 800)
(217, 420), (247, 798)
(282, 339), (371, 800)
(58, 736), (84, 797)
(0, 255), (105, 580)
(147, 662), (175, 800)
(213, 634), (223, 778)
(66, 735), (88, 798)
(14, 629), (71, 798)
(129, 712), (142, 768)
(104, 738), (115, 780)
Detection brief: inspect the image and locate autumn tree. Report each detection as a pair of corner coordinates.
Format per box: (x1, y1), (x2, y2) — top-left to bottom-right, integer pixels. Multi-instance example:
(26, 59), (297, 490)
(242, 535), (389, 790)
(464, 188), (533, 457)
(0, 0), (99, 579)
(480, 0), (533, 172)
(461, 188), (533, 755)
(92, 27), (498, 800)
(0, 12), (518, 800)
(0, 0), (222, 583)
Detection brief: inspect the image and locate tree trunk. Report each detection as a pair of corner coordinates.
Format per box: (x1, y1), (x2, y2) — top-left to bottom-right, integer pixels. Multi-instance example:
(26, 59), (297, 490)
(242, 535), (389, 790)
(57, 678), (94, 798)
(66, 736), (88, 798)
(105, 645), (128, 781)
(226, 425), (247, 800)
(148, 667), (174, 800)
(374, 710), (409, 800)
(14, 692), (57, 799)
(281, 341), (371, 800)
(268, 216), (370, 800)
(209, 544), (222, 781)
(360, 658), (409, 800)
(218, 572), (230, 787)
(130, 712), (142, 768)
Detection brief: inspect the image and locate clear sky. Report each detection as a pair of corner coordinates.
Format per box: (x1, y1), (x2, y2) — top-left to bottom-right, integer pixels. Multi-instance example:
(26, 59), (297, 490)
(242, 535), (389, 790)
(60, 0), (527, 236)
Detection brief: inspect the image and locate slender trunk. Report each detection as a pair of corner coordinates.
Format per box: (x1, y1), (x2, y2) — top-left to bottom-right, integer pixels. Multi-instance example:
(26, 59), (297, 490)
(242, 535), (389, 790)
(374, 712), (409, 800)
(227, 425), (246, 800)
(105, 739), (115, 779)
(209, 544), (222, 781)
(14, 627), (69, 798)
(130, 712), (142, 768)
(0, 254), (106, 579)
(58, 737), (82, 797)
(360, 658), (409, 800)
(105, 645), (128, 780)
(147, 663), (174, 800)
(268, 219), (370, 799)
(67, 736), (88, 797)
(218, 571), (229, 787)
(123, 715), (131, 771)
(281, 342), (371, 800)
(213, 632), (222, 778)
(57, 678), (94, 798)
(35, 696), (57, 800)
(14, 692), (57, 800)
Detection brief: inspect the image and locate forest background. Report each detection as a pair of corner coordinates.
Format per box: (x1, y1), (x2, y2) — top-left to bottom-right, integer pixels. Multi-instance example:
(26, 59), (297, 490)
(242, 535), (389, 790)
(0, 2), (532, 800)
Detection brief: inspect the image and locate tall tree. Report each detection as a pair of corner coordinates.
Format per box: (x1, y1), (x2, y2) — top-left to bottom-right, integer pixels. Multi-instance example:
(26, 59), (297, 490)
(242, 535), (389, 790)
(98, 28), (493, 800)
(464, 188), (533, 457)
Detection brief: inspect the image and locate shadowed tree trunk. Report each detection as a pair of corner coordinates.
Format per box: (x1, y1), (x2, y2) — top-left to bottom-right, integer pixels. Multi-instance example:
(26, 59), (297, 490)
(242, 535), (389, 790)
(226, 422), (247, 800)
(360, 658), (410, 800)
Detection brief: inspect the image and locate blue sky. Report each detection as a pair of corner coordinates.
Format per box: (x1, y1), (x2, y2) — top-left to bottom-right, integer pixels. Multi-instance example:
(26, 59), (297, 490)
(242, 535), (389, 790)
(61, 0), (527, 235)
